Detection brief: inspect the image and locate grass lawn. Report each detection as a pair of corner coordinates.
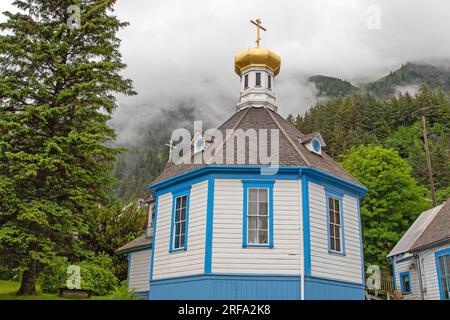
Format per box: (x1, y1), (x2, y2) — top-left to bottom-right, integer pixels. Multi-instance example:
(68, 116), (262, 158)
(0, 280), (115, 300)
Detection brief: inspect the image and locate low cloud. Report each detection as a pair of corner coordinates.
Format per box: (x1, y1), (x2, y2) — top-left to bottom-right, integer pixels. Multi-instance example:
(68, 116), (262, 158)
(2, 0), (450, 145)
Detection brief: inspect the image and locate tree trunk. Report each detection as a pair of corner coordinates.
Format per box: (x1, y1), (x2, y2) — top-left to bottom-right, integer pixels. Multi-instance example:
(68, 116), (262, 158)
(17, 264), (37, 296)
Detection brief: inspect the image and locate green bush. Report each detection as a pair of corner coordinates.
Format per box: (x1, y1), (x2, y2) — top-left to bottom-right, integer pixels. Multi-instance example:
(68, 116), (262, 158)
(79, 255), (118, 296)
(108, 280), (141, 300)
(39, 256), (69, 294)
(39, 253), (118, 296)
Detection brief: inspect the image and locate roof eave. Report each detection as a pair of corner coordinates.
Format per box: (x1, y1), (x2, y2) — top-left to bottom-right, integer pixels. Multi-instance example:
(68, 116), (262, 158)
(149, 165), (368, 198)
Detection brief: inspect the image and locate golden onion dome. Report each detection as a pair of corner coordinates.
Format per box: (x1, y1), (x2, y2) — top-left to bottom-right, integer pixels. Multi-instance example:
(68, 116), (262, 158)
(234, 47), (281, 76)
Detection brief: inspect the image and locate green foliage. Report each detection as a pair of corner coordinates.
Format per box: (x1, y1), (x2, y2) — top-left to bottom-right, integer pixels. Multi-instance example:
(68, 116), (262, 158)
(39, 253), (117, 296)
(436, 186), (450, 204)
(107, 280), (141, 300)
(79, 254), (118, 296)
(341, 145), (431, 268)
(0, 0), (135, 294)
(38, 256), (68, 293)
(80, 200), (147, 280)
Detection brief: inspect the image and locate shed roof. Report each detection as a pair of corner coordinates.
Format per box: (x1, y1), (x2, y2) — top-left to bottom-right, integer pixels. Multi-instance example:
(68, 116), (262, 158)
(410, 198), (450, 251)
(388, 198), (450, 257)
(115, 233), (153, 254)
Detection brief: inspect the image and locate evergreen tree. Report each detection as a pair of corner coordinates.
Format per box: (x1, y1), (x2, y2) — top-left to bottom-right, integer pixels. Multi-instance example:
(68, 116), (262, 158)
(0, 0), (135, 295)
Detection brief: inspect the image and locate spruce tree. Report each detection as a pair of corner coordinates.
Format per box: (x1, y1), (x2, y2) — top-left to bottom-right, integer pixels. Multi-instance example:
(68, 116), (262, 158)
(0, 0), (135, 295)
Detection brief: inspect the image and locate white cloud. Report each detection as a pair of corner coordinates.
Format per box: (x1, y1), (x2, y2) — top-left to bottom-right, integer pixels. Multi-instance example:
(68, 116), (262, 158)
(1, 0), (449, 143)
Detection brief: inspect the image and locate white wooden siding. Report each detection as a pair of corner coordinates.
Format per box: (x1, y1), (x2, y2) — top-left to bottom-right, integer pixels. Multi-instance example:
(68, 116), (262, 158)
(152, 181), (208, 280)
(211, 179), (302, 274)
(394, 256), (420, 299)
(128, 249), (151, 292)
(309, 182), (363, 284)
(418, 244), (450, 300)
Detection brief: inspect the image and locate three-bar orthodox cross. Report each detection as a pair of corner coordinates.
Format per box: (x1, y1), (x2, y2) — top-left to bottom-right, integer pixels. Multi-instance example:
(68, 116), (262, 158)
(250, 18), (266, 47)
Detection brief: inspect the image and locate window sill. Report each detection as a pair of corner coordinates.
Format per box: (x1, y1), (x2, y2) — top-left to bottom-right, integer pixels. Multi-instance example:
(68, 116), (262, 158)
(169, 247), (187, 253)
(243, 244), (273, 249)
(328, 249), (345, 257)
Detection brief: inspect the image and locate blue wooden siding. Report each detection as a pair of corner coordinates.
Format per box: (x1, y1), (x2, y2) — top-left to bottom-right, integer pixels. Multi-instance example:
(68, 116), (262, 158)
(149, 274), (300, 300)
(304, 276), (365, 300)
(148, 274), (364, 300)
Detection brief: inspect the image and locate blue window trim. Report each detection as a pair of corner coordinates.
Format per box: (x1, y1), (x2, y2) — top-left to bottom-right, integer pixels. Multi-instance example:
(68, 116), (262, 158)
(391, 257), (396, 289)
(325, 190), (346, 256)
(242, 180), (274, 248)
(434, 247), (450, 300)
(169, 186), (191, 253)
(399, 271), (411, 295)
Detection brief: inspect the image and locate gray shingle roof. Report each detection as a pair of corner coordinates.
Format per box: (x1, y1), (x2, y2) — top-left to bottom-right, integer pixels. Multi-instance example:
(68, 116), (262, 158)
(151, 107), (362, 186)
(410, 198), (450, 251)
(115, 233), (152, 254)
(388, 198), (450, 257)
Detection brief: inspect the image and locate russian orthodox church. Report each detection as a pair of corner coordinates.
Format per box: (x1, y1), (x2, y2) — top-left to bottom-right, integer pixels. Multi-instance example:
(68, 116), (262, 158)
(117, 19), (368, 300)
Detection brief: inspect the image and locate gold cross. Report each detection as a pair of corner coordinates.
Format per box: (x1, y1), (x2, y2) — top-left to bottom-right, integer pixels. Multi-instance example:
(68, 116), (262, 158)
(250, 18), (266, 47)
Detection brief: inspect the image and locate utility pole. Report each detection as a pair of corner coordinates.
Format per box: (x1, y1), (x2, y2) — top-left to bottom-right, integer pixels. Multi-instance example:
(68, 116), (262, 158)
(421, 115), (436, 206)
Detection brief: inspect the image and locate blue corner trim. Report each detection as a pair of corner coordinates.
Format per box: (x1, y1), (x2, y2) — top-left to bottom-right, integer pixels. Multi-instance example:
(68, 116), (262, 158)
(399, 271), (411, 295)
(204, 176), (215, 273)
(301, 174), (311, 276)
(149, 193), (159, 283)
(126, 253), (132, 289)
(392, 256), (396, 289)
(241, 180), (274, 248)
(325, 191), (345, 256)
(357, 198), (365, 285)
(169, 186), (191, 253)
(434, 247), (450, 300)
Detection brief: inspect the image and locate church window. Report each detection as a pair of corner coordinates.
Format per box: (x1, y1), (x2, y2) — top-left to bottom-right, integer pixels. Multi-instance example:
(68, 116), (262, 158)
(242, 181), (274, 248)
(244, 74), (249, 89)
(170, 189), (190, 252)
(255, 72), (261, 86)
(267, 75), (272, 90)
(327, 194), (344, 254)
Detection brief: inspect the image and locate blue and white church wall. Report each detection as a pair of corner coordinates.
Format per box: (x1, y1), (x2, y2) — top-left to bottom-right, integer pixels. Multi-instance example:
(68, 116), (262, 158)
(306, 180), (364, 299)
(152, 180), (208, 280)
(148, 167), (366, 300)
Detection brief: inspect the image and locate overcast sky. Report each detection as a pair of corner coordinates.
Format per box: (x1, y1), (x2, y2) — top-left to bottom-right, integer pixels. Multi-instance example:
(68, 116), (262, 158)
(1, 0), (449, 144)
